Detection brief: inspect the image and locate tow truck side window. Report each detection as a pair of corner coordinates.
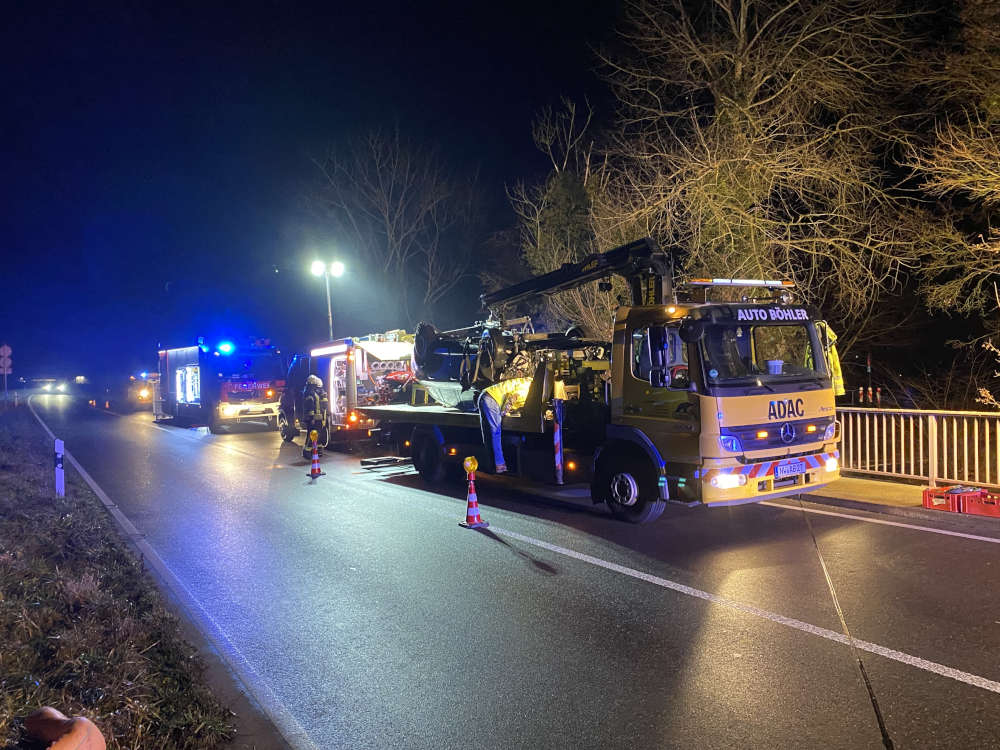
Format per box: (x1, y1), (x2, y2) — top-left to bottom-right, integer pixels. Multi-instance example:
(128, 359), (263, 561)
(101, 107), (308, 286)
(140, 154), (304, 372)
(631, 326), (686, 386)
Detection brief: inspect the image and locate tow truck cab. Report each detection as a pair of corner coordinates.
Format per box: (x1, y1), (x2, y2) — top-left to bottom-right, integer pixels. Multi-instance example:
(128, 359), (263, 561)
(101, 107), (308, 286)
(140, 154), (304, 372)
(614, 298), (839, 506)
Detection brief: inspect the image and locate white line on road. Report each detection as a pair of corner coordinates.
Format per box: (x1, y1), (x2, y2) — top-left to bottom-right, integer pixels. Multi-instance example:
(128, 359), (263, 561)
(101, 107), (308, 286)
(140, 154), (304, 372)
(761, 501), (1000, 545)
(28, 397), (321, 750)
(483, 523), (1000, 696)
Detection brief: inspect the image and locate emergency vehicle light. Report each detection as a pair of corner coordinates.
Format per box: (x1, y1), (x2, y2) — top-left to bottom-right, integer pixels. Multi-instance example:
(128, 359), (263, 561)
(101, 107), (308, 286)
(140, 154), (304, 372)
(217, 341), (235, 354)
(687, 278), (794, 288)
(311, 343), (349, 357)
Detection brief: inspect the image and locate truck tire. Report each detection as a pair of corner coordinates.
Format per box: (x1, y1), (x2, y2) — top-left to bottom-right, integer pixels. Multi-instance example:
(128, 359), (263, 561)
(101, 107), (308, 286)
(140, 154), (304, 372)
(412, 434), (446, 483)
(278, 412), (296, 442)
(593, 453), (665, 524)
(207, 404), (224, 434)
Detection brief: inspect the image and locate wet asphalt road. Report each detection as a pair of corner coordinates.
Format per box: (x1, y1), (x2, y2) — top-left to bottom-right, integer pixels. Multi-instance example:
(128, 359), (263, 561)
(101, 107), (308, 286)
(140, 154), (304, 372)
(27, 395), (1000, 749)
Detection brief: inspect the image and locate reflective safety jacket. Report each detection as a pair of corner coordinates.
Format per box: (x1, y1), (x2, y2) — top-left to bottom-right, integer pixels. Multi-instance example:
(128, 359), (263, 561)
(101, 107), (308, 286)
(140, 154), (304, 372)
(303, 388), (328, 422)
(815, 321), (846, 396)
(483, 376), (533, 415)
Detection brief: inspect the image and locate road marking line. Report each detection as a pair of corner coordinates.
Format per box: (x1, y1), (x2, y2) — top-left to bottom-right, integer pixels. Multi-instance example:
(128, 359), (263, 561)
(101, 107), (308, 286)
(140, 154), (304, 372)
(486, 523), (1000, 695)
(761, 501), (1000, 544)
(27, 397), (321, 750)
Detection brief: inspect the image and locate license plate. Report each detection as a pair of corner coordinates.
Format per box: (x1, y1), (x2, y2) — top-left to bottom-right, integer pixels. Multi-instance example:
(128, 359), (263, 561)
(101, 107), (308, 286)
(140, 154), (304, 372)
(775, 460), (806, 480)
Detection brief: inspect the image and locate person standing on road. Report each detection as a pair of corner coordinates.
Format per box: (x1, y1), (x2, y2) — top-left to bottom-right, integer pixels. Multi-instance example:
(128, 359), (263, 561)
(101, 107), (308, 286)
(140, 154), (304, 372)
(302, 375), (329, 458)
(477, 376), (532, 473)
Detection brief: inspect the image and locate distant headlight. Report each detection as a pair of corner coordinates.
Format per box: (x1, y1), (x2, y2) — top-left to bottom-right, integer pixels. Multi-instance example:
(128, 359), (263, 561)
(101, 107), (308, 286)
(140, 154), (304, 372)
(139, 388), (150, 399)
(56, 383), (67, 392)
(42, 383), (52, 391)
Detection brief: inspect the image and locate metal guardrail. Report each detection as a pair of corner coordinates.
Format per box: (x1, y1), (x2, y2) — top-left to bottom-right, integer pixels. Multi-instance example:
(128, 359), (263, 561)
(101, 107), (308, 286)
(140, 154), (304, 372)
(839, 407), (1000, 489)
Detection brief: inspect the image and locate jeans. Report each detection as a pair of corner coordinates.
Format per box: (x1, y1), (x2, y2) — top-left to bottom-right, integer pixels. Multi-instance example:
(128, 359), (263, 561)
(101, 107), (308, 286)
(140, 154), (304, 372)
(478, 393), (506, 470)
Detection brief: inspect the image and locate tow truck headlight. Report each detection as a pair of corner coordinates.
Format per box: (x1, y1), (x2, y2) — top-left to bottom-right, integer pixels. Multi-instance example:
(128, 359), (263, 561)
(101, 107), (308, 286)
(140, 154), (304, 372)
(825, 457), (839, 472)
(823, 422), (839, 441)
(711, 473), (747, 489)
(719, 435), (742, 453)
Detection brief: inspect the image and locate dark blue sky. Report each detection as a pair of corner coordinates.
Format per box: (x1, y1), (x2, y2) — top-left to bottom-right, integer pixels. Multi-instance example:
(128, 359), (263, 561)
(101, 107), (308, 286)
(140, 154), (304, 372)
(3, 0), (619, 380)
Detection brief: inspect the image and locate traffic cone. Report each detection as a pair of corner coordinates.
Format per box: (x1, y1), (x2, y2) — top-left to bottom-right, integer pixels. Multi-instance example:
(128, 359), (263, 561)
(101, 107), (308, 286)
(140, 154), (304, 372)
(307, 439), (325, 480)
(459, 456), (488, 529)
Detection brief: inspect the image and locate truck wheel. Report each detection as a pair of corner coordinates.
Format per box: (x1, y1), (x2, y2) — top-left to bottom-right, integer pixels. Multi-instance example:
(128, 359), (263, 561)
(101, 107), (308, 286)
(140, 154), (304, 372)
(593, 455), (665, 524)
(412, 435), (446, 483)
(207, 404), (224, 435)
(278, 412), (297, 442)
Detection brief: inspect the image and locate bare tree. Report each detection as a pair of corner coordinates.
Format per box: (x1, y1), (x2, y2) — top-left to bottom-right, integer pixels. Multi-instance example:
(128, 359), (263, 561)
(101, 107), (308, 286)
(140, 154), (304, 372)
(508, 99), (653, 339)
(314, 129), (477, 323)
(593, 0), (945, 349)
(902, 0), (1000, 316)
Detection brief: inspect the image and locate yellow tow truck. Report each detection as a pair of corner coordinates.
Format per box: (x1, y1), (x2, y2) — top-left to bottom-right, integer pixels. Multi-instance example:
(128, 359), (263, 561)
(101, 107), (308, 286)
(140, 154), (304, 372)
(361, 238), (840, 522)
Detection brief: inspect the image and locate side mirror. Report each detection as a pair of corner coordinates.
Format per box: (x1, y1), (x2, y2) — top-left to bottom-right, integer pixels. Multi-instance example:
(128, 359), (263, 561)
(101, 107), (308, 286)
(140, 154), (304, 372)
(649, 367), (669, 388)
(679, 319), (705, 343)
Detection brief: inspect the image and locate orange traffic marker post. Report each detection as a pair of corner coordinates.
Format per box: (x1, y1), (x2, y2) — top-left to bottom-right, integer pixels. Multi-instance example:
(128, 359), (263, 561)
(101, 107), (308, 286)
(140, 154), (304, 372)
(307, 430), (325, 481)
(460, 456), (488, 529)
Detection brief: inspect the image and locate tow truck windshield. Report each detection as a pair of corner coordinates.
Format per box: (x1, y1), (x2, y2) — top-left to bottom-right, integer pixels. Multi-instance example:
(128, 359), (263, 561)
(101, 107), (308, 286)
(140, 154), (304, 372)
(701, 322), (827, 385)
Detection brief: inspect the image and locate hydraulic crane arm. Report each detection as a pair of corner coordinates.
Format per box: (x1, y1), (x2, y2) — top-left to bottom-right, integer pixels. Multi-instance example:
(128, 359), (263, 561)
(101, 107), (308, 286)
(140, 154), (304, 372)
(481, 237), (674, 310)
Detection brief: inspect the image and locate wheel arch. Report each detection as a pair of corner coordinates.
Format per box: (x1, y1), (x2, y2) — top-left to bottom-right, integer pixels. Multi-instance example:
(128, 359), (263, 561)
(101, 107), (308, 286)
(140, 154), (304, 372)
(597, 426), (669, 501)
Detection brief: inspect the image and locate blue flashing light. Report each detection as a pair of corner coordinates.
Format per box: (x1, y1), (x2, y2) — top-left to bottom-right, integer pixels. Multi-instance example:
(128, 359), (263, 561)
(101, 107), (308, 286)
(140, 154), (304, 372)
(140, 371), (148, 379)
(719, 435), (743, 453)
(217, 341), (235, 355)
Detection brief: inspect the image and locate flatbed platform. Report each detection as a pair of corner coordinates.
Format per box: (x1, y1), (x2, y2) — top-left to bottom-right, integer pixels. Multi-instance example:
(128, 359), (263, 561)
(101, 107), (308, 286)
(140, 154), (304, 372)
(359, 403), (545, 433)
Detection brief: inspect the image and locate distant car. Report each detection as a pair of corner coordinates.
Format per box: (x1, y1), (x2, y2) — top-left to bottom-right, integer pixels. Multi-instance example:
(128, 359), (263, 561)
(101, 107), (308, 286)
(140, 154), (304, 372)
(35, 379), (70, 394)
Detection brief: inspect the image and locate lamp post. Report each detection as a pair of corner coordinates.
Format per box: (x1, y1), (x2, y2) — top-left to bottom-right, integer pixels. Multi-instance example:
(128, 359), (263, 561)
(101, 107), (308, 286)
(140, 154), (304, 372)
(310, 260), (345, 341)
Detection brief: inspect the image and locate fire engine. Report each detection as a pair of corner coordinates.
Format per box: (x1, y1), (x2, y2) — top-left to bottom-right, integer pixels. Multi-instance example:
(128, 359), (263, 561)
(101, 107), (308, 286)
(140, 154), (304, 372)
(153, 340), (284, 433)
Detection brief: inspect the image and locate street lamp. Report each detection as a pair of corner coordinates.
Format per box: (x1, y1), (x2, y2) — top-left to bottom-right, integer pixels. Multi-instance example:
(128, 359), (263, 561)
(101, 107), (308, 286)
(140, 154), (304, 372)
(310, 260), (346, 341)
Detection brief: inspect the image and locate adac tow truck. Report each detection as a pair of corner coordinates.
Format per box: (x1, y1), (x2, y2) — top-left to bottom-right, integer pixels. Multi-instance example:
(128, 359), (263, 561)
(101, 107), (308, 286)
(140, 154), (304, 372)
(279, 330), (414, 447)
(359, 238), (841, 523)
(153, 340), (284, 433)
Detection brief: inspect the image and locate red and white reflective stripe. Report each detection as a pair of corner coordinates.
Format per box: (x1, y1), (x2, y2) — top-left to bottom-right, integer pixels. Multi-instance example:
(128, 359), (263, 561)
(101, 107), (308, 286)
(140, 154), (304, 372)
(715, 450), (840, 478)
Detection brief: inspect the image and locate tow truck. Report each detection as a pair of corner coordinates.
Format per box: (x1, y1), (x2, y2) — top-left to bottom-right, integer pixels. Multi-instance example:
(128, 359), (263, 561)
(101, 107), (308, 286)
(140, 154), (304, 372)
(153, 340), (284, 432)
(278, 330), (414, 447)
(359, 238), (841, 523)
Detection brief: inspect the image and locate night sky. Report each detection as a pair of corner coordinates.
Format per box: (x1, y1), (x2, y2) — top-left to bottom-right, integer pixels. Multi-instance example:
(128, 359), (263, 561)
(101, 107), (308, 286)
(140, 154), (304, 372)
(3, 1), (620, 381)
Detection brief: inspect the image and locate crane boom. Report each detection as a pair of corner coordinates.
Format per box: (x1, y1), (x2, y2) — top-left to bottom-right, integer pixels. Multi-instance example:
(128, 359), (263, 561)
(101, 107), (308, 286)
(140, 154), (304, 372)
(481, 237), (674, 310)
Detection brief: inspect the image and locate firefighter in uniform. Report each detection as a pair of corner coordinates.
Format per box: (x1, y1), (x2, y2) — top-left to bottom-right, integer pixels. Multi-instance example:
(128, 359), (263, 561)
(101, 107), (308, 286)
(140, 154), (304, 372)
(302, 375), (329, 458)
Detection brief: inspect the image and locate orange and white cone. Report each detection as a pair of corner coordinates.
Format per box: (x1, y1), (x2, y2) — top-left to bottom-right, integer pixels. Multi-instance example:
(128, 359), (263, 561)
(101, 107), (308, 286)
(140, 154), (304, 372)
(459, 456), (488, 529)
(307, 433), (325, 480)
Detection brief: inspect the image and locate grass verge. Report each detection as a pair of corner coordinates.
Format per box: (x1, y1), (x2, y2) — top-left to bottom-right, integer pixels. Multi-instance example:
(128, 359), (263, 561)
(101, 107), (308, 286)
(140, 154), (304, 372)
(0, 405), (237, 749)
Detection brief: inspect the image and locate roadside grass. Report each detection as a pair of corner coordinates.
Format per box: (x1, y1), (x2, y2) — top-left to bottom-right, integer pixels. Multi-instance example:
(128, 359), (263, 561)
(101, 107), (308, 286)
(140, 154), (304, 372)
(0, 405), (237, 749)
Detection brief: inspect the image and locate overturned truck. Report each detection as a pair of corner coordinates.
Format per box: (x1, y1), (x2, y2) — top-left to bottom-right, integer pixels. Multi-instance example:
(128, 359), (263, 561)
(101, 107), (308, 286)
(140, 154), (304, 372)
(361, 238), (841, 523)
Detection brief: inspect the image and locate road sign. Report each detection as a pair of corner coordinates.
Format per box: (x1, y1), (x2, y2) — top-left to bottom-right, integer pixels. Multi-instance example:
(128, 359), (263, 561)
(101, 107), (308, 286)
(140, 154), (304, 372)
(0, 345), (10, 357)
(0, 357), (10, 369)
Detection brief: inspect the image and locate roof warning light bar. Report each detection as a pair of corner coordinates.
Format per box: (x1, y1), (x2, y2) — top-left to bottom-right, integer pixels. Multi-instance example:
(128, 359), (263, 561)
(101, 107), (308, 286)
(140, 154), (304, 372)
(686, 278), (795, 288)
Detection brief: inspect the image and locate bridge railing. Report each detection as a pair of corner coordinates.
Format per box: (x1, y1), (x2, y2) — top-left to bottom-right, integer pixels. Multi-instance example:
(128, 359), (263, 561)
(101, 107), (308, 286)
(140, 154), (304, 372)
(838, 407), (1000, 489)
